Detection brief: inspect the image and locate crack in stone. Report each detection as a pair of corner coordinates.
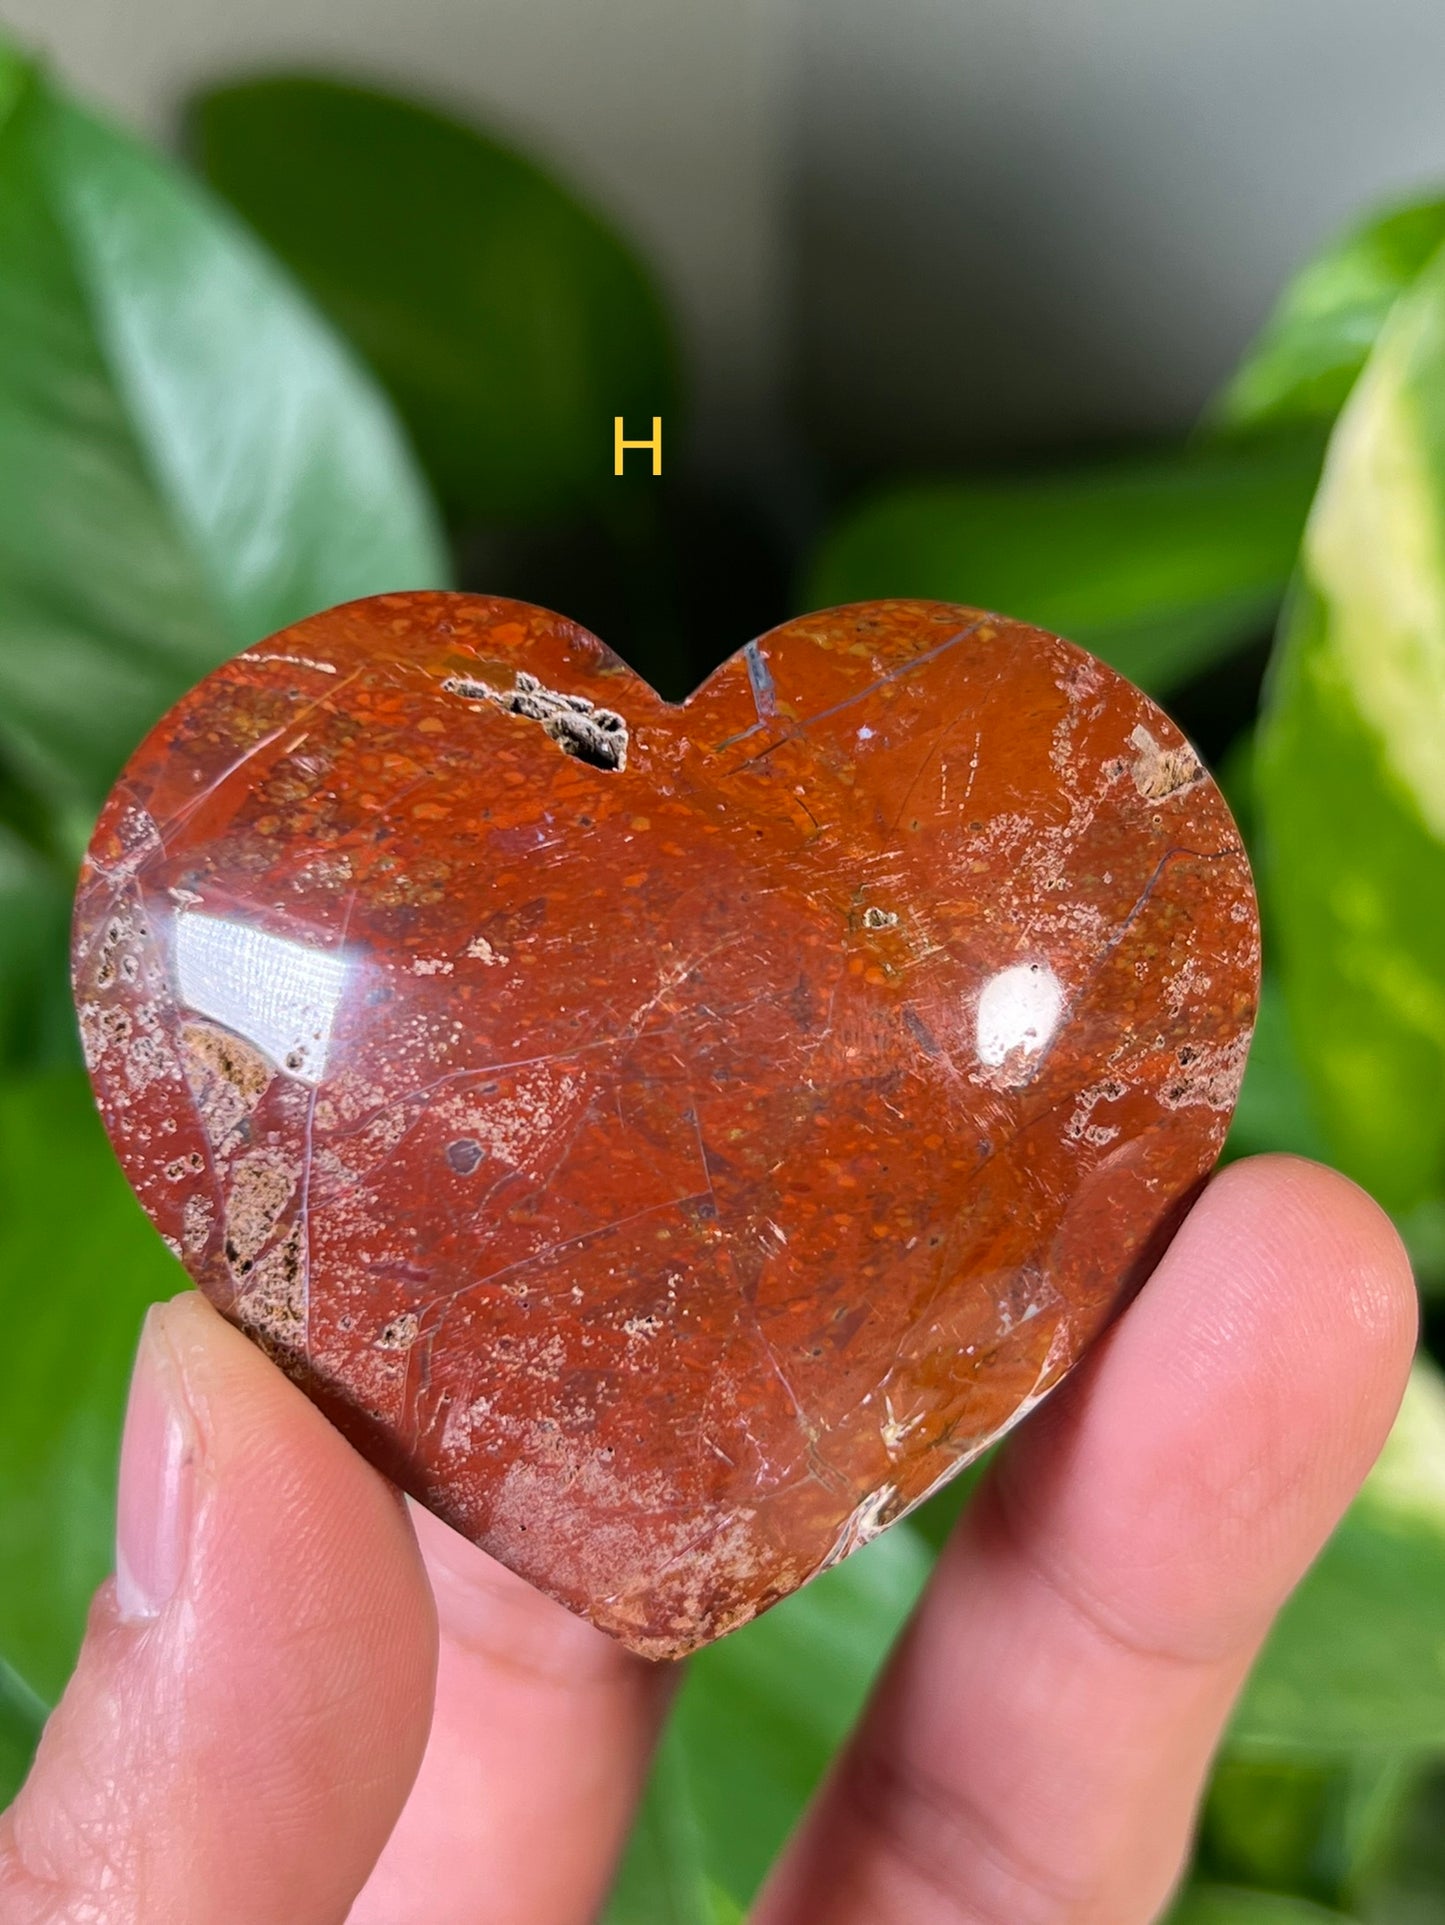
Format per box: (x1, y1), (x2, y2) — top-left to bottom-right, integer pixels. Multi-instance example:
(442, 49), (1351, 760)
(744, 641), (777, 720)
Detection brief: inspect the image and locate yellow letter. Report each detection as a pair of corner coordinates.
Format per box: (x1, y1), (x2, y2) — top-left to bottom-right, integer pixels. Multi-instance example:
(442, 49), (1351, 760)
(614, 415), (662, 477)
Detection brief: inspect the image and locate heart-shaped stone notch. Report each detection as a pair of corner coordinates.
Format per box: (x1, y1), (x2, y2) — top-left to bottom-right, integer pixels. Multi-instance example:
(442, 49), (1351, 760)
(74, 595), (1258, 1658)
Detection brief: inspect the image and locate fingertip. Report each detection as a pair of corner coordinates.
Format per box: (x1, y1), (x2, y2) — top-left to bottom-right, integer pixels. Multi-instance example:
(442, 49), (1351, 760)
(1093, 1152), (1417, 1435)
(1143, 1155), (1419, 1493)
(1208, 1154), (1418, 1369)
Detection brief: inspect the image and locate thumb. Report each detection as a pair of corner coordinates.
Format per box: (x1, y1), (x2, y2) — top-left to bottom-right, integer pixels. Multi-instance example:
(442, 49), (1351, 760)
(0, 1291), (437, 1925)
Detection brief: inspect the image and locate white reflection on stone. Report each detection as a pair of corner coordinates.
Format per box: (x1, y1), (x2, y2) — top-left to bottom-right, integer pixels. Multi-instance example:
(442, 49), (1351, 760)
(975, 961), (1064, 1070)
(174, 913), (350, 1085)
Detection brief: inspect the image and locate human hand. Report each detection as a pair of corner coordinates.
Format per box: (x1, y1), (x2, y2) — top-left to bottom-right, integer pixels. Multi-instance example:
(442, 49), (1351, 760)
(0, 1155), (1417, 1925)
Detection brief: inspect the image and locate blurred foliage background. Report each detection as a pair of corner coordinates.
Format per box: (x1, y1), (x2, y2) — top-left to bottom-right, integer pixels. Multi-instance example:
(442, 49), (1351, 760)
(0, 29), (1444, 1925)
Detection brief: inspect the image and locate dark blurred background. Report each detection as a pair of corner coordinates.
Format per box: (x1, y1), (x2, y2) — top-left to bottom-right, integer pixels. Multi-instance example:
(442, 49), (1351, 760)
(15, 0), (1445, 737)
(13, 0), (1445, 475)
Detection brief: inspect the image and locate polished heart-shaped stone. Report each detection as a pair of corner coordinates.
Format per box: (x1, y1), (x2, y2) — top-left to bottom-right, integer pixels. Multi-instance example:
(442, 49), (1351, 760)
(74, 594), (1258, 1657)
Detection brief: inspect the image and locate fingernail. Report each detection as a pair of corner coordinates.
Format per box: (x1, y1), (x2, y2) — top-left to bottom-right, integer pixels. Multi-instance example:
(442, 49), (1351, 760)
(115, 1301), (199, 1621)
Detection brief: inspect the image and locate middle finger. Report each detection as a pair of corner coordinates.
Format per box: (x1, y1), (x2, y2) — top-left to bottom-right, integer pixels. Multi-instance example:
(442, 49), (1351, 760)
(349, 1501), (675, 1925)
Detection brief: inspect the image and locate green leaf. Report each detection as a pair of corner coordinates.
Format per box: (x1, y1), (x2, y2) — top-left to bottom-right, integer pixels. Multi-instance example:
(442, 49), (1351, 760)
(1215, 728), (1259, 849)
(0, 742), (81, 872)
(1227, 1361), (1445, 1756)
(606, 1523), (933, 1917)
(1224, 976), (1331, 1165)
(1363, 1763), (1445, 1924)
(1255, 243), (1445, 1211)
(0, 833), (78, 1073)
(1396, 1197), (1445, 1301)
(1200, 1754), (1418, 1912)
(0, 41), (447, 821)
(1222, 977), (1442, 1294)
(606, 1460), (984, 1917)
(0, 1072), (182, 1711)
(601, 1720), (712, 1925)
(1215, 196), (1445, 437)
(0, 1657), (46, 1809)
(670, 1524), (931, 1909)
(191, 76), (679, 528)
(803, 438), (1321, 696)
(1167, 1887), (1354, 1924)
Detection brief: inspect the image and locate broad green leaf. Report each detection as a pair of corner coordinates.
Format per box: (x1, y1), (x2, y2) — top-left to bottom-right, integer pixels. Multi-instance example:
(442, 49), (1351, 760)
(1218, 945), (1439, 1295)
(607, 1441), (989, 1915)
(1397, 1197), (1445, 1300)
(1215, 728), (1259, 850)
(1363, 1763), (1445, 1924)
(1255, 245), (1445, 1210)
(0, 1657), (46, 1808)
(0, 41), (447, 821)
(607, 1523), (932, 1917)
(601, 1721), (713, 1925)
(0, 741), (81, 871)
(1168, 1888), (1354, 1924)
(1216, 196), (1445, 436)
(803, 439), (1321, 696)
(1224, 977), (1331, 1165)
(0, 1072), (181, 1721)
(669, 1523), (931, 1909)
(0, 834), (77, 1073)
(1201, 1754), (1418, 1913)
(1227, 1361), (1445, 1756)
(191, 76), (679, 527)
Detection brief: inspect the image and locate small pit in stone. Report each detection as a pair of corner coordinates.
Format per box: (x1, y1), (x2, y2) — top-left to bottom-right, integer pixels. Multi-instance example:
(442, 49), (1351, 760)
(446, 1137), (485, 1175)
(442, 670), (629, 772)
(377, 1313), (420, 1351)
(1129, 724), (1201, 800)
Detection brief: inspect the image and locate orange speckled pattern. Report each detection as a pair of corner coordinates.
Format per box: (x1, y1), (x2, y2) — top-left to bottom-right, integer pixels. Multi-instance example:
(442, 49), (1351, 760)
(73, 594), (1259, 1657)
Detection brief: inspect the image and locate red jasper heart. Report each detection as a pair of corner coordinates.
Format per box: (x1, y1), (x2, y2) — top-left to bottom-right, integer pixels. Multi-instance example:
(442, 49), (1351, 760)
(74, 594), (1258, 1657)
